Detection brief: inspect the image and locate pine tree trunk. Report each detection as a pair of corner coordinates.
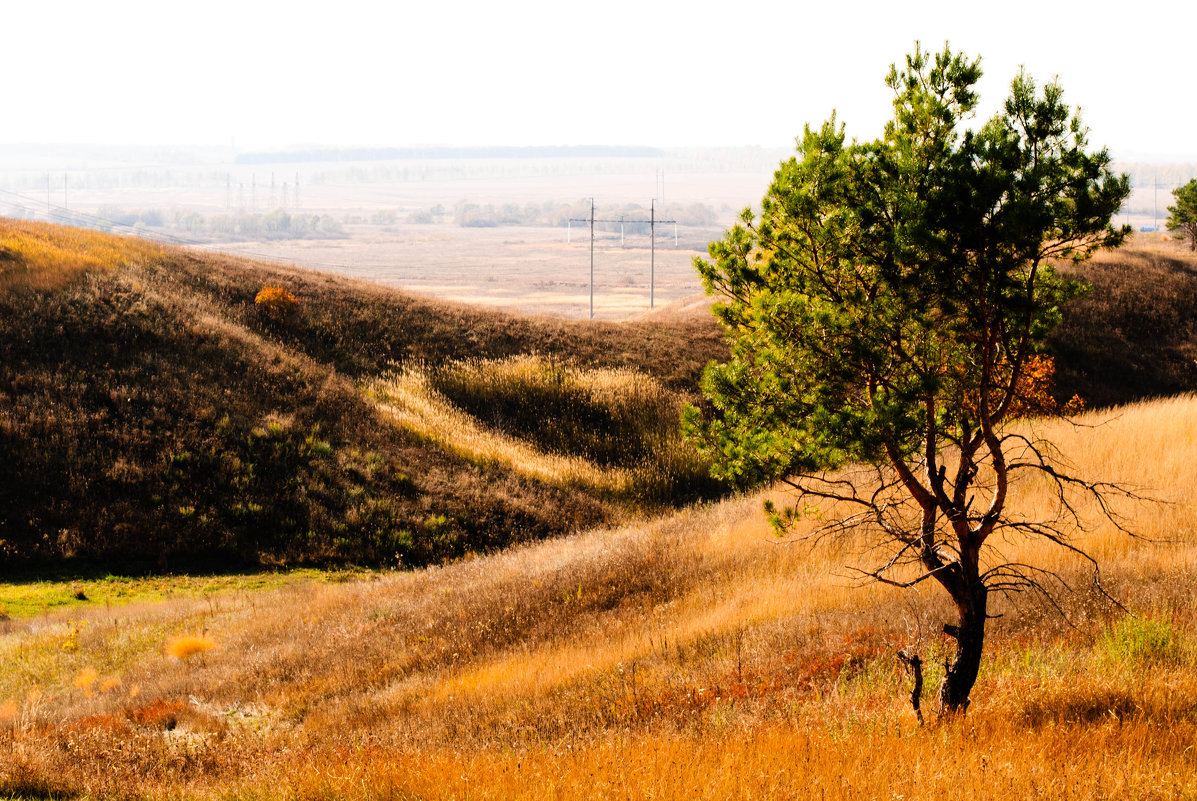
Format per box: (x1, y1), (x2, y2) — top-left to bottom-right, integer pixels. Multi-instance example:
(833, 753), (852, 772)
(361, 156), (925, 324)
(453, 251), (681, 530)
(939, 584), (987, 714)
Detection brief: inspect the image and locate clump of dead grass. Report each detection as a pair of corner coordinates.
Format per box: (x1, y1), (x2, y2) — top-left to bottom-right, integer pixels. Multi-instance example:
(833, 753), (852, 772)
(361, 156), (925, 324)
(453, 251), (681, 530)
(166, 634), (217, 662)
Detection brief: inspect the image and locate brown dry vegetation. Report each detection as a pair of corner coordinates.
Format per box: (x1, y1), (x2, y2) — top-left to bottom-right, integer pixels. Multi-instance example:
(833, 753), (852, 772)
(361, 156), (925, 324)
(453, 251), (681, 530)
(0, 220), (725, 569)
(1, 395), (1196, 799)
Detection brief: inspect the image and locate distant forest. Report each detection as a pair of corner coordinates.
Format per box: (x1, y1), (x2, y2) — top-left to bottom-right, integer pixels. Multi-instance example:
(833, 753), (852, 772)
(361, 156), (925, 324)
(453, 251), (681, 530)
(236, 146), (668, 164)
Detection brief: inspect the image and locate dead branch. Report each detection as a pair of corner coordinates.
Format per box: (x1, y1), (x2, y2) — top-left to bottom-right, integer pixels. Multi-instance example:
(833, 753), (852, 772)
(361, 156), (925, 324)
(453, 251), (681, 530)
(896, 648), (925, 725)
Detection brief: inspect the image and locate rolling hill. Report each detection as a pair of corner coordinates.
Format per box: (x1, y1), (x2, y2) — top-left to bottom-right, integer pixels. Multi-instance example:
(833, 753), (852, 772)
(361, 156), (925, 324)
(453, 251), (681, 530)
(0, 220), (726, 570)
(4, 222), (1197, 799)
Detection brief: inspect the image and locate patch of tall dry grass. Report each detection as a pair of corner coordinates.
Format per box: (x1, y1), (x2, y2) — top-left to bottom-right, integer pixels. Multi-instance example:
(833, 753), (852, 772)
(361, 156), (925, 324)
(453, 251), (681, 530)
(369, 365), (630, 493)
(2, 395), (1196, 799)
(366, 355), (719, 505)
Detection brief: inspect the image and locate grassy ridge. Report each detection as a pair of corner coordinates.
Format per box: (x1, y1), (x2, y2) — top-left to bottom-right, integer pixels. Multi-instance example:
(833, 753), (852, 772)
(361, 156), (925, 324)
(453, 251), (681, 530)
(0, 220), (725, 569)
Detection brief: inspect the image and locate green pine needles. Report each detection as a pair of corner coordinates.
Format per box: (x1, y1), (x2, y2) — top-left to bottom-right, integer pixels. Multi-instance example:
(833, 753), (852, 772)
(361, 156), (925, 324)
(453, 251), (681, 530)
(1167, 179), (1197, 251)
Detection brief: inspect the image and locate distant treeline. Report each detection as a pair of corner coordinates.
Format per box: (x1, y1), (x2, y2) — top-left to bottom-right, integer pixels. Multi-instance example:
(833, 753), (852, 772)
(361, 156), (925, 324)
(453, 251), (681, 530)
(1115, 162), (1197, 188)
(236, 146), (667, 164)
(2, 205), (345, 243)
(172, 208), (346, 240)
(447, 199), (724, 231)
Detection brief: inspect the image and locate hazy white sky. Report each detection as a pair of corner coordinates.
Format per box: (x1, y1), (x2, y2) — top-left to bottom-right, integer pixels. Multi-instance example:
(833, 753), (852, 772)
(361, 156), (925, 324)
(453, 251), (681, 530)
(4, 0), (1194, 159)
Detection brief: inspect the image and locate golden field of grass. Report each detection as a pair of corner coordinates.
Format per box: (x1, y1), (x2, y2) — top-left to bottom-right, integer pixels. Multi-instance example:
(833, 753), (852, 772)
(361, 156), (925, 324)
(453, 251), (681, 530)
(2, 394), (1196, 799)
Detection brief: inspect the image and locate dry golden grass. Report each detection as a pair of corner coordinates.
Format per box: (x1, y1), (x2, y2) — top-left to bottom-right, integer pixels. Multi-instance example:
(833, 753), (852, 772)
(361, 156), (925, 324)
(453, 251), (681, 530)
(366, 355), (717, 506)
(2, 394), (1196, 798)
(0, 218), (163, 291)
(367, 366), (632, 493)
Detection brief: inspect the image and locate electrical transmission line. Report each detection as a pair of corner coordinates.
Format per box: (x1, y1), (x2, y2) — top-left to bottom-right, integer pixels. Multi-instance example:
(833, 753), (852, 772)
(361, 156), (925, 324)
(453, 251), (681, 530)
(569, 198), (677, 319)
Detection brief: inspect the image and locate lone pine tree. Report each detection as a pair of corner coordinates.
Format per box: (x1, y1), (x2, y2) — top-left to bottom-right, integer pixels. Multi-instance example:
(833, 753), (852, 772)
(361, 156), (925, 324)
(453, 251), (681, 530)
(1167, 179), (1197, 251)
(685, 44), (1131, 714)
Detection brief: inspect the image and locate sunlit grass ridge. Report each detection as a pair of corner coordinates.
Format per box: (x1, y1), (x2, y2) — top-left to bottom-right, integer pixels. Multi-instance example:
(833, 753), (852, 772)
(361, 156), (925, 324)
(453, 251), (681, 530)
(0, 219), (163, 290)
(367, 354), (720, 505)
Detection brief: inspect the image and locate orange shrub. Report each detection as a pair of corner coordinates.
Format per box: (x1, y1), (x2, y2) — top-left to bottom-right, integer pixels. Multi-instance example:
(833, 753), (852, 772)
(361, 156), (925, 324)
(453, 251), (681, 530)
(255, 285), (301, 319)
(126, 698), (189, 730)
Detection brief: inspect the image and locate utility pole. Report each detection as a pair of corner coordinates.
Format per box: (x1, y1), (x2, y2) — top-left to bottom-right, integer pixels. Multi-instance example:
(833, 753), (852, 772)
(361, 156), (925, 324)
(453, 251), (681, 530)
(589, 199), (595, 318)
(568, 199), (598, 318)
(651, 200), (656, 309)
(648, 200), (677, 309)
(570, 198), (676, 316)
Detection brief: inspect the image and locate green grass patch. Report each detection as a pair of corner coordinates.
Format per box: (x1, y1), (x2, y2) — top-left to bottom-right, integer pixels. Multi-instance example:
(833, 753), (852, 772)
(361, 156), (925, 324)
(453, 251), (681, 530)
(1096, 611), (1186, 670)
(0, 566), (376, 620)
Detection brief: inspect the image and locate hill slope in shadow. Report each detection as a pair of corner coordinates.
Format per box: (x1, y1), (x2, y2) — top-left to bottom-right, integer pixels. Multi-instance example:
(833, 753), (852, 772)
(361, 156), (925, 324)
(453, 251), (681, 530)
(0, 221), (726, 570)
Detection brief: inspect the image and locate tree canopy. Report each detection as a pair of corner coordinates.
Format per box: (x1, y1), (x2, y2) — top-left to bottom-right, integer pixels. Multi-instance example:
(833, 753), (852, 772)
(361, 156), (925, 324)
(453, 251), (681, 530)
(685, 44), (1130, 714)
(1167, 178), (1197, 251)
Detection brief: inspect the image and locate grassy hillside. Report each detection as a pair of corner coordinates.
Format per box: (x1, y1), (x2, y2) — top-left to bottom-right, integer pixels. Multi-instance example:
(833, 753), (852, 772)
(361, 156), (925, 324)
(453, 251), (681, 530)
(1052, 237), (1197, 407)
(0, 220), (726, 569)
(6, 224), (1197, 798)
(1, 394), (1194, 799)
